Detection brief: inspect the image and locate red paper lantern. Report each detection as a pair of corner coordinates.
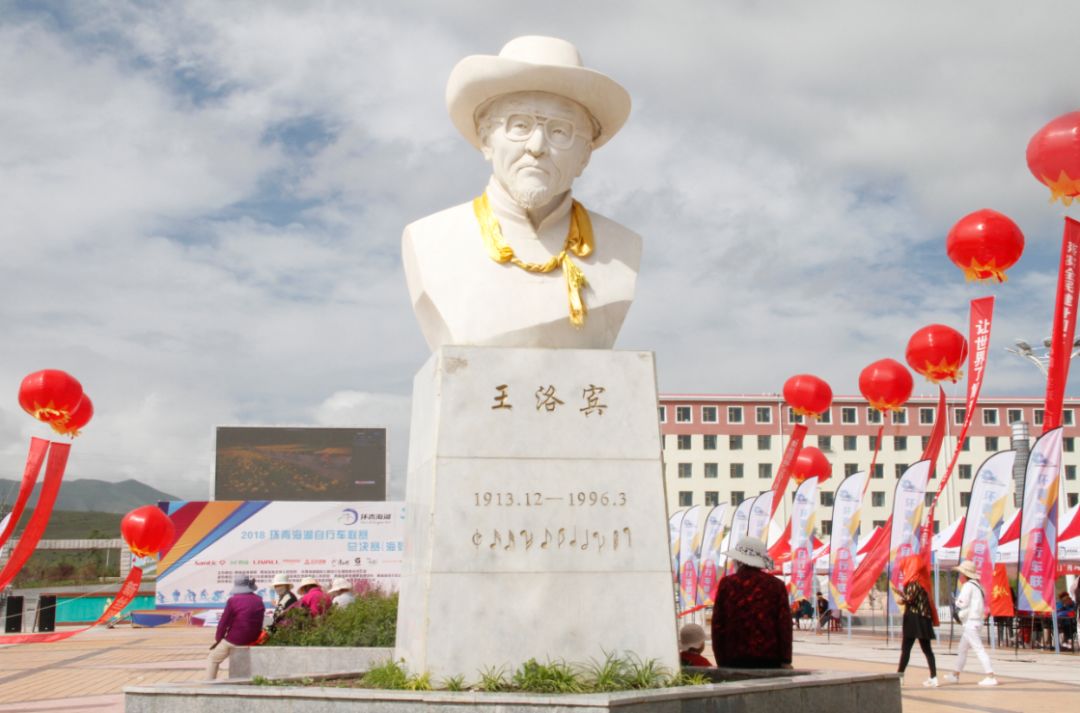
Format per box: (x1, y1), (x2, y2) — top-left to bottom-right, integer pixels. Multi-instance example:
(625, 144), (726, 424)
(18, 370), (84, 425)
(906, 325), (968, 384)
(53, 395), (93, 437)
(945, 209), (1025, 283)
(791, 446), (831, 485)
(1027, 110), (1080, 205)
(858, 359), (914, 412)
(121, 506), (175, 558)
(782, 374), (833, 419)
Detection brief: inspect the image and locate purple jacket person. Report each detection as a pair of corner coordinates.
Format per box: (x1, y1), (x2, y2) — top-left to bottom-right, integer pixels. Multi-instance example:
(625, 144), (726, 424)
(206, 576), (266, 679)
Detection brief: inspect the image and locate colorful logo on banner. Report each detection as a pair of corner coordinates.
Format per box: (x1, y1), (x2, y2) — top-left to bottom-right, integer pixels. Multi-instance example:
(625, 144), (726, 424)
(789, 478), (818, 602)
(696, 504), (728, 604)
(678, 506), (703, 612)
(747, 491), (774, 543)
(888, 461), (930, 612)
(725, 498), (754, 576)
(1018, 428), (1063, 613)
(959, 451), (1015, 597)
(829, 471), (867, 611)
(669, 509), (686, 584)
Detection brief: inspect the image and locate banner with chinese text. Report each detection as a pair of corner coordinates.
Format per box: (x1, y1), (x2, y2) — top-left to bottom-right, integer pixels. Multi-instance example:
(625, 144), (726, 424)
(887, 461), (930, 613)
(789, 478), (818, 602)
(677, 505), (703, 611)
(669, 509), (686, 583)
(1018, 428), (1063, 612)
(747, 491), (774, 543)
(696, 504), (728, 604)
(959, 450), (1015, 600)
(725, 498), (754, 575)
(830, 471), (867, 612)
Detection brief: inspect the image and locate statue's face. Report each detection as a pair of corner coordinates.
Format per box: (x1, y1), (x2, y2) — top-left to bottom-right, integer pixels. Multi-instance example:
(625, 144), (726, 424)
(480, 92), (594, 211)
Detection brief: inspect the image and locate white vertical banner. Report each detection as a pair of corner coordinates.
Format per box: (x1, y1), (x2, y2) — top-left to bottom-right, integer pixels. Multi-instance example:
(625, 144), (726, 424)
(959, 451), (1015, 596)
(790, 478), (819, 602)
(830, 472), (867, 612)
(678, 506), (703, 612)
(696, 503), (728, 604)
(887, 461), (931, 613)
(1018, 428), (1064, 613)
(746, 491), (774, 543)
(669, 509), (686, 584)
(725, 498), (754, 575)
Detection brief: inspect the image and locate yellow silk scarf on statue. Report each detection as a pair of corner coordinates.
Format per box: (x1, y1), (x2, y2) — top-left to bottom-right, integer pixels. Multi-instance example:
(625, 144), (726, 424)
(472, 192), (594, 328)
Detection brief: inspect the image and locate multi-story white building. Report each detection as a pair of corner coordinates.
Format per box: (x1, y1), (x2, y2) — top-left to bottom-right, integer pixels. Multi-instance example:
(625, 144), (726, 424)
(659, 394), (1080, 535)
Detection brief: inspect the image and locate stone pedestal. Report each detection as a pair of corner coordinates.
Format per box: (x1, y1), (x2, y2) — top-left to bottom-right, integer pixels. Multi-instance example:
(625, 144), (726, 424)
(395, 346), (678, 679)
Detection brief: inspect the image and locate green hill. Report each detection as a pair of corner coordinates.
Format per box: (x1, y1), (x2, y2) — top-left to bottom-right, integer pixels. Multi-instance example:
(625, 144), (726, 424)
(0, 478), (178, 515)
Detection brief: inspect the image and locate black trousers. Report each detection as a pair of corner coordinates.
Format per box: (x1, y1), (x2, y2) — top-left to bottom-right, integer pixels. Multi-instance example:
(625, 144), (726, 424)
(898, 636), (936, 677)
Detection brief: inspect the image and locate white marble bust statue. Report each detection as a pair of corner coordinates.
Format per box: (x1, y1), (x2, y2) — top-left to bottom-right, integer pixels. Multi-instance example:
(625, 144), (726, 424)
(402, 36), (642, 350)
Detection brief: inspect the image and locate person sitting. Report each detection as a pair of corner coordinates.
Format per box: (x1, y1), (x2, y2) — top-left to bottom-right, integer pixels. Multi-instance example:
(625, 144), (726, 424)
(296, 577), (331, 618)
(792, 598), (814, 629)
(711, 537), (792, 669)
(816, 591), (830, 629)
(1057, 591), (1077, 650)
(267, 573), (297, 632)
(678, 623), (712, 667)
(328, 578), (356, 608)
(205, 576), (266, 680)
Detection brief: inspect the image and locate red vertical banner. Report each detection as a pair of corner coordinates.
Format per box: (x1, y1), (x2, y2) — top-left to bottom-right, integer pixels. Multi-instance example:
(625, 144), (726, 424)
(0, 442), (70, 591)
(769, 423), (807, 519)
(0, 438), (49, 549)
(1044, 217), (1080, 432)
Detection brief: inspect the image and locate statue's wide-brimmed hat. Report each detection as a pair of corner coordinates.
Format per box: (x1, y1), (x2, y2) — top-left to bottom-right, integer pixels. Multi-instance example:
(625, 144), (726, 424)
(446, 35), (631, 151)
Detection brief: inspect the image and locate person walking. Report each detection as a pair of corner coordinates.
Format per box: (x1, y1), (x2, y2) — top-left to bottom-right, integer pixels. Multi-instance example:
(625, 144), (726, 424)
(206, 575), (267, 680)
(894, 555), (939, 688)
(710, 537), (792, 668)
(943, 560), (997, 686)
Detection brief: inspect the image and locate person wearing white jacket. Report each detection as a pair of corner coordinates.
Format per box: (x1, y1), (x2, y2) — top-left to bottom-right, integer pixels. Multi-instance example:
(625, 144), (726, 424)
(945, 560), (998, 686)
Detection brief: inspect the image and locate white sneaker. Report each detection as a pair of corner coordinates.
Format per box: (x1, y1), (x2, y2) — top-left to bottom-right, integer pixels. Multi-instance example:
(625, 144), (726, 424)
(923, 677), (939, 688)
(943, 673), (959, 683)
(978, 677), (998, 687)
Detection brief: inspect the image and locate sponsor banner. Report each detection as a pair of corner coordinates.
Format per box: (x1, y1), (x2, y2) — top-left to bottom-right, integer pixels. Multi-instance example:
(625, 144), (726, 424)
(770, 423), (808, 519)
(789, 478), (818, 603)
(677, 506), (703, 611)
(747, 491), (774, 543)
(696, 504), (728, 604)
(1018, 428), (1063, 612)
(830, 471), (867, 611)
(888, 461), (930, 613)
(959, 451), (1015, 597)
(669, 509), (686, 584)
(1044, 218), (1080, 431)
(725, 498), (754, 576)
(157, 501), (404, 608)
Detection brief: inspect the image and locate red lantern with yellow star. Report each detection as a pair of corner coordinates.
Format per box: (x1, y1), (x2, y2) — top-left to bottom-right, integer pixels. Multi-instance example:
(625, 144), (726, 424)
(858, 359), (914, 412)
(53, 395), (93, 437)
(906, 325), (968, 384)
(782, 374), (833, 420)
(18, 370), (84, 427)
(1027, 110), (1080, 205)
(121, 506), (175, 558)
(946, 209), (1025, 283)
(791, 446), (831, 485)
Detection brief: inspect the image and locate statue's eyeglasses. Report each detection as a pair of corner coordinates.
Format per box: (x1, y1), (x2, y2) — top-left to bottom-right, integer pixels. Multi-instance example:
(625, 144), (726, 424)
(500, 113), (581, 150)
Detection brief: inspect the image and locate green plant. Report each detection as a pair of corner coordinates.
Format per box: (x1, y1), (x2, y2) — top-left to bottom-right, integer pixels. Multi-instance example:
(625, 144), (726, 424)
(360, 659), (410, 689)
(511, 658), (585, 693)
(477, 665), (509, 692)
(442, 674), (467, 691)
(622, 653), (671, 689)
(672, 671), (711, 686)
(404, 671), (432, 691)
(582, 651), (629, 692)
(265, 590), (398, 647)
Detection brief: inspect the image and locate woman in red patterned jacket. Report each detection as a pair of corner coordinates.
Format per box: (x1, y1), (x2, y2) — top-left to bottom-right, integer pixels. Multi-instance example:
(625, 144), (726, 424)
(710, 537), (792, 668)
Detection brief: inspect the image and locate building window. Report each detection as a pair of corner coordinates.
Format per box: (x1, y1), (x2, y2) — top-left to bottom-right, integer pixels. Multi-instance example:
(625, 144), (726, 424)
(895, 463), (909, 478)
(919, 407), (935, 425)
(872, 463), (884, 479)
(755, 406), (773, 424)
(960, 437), (970, 451)
(729, 435), (743, 450)
(704, 463), (719, 479)
(960, 492), (971, 507)
(873, 520), (886, 529)
(658, 406), (667, 423)
(818, 409), (832, 424)
(728, 406), (744, 423)
(1069, 493), (1079, 508)
(1066, 465), (1077, 481)
(982, 408), (998, 426)
(705, 491), (719, 506)
(704, 434), (718, 450)
(677, 434), (692, 450)
(1007, 408), (1023, 424)
(677, 463), (692, 478)
(730, 463), (744, 478)
(788, 408), (804, 424)
(1065, 409), (1075, 426)
(954, 407), (966, 425)
(869, 435), (879, 451)
(1034, 409), (1045, 426)
(894, 436), (907, 451)
(867, 408), (882, 424)
(985, 436), (999, 451)
(921, 436), (930, 451)
(818, 435), (832, 451)
(679, 491), (693, 507)
(731, 491), (745, 505)
(759, 463), (773, 479)
(924, 493), (934, 507)
(843, 435), (857, 451)
(841, 407), (857, 424)
(844, 463), (858, 476)
(892, 409), (907, 425)
(676, 406), (692, 423)
(871, 492), (885, 507)
(758, 435), (771, 450)
(958, 464), (972, 479)
(821, 492), (835, 507)
(1065, 437), (1075, 453)
(820, 520), (833, 536)
(702, 405), (718, 423)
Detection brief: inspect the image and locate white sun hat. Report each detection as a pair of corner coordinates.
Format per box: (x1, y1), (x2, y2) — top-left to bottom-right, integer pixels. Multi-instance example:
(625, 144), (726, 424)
(446, 35), (631, 151)
(724, 536), (773, 570)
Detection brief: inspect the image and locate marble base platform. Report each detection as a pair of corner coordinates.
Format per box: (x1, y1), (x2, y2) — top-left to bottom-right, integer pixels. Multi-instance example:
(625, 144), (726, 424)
(395, 346), (679, 679)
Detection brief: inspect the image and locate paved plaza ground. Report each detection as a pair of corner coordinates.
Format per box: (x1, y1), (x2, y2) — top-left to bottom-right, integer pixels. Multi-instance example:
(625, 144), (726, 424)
(0, 625), (1074, 712)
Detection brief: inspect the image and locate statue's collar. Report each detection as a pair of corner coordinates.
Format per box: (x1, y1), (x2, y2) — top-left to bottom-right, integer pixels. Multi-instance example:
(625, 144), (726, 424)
(485, 177), (573, 232)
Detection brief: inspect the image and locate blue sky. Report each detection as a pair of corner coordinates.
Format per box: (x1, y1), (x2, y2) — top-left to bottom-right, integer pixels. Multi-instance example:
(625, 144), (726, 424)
(1, 1), (1077, 498)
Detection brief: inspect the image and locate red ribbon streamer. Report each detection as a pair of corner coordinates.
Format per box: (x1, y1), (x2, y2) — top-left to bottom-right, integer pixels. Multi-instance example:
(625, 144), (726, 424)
(1044, 217), (1080, 432)
(0, 438), (49, 549)
(0, 567), (143, 644)
(0, 442), (69, 591)
(769, 423), (808, 520)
